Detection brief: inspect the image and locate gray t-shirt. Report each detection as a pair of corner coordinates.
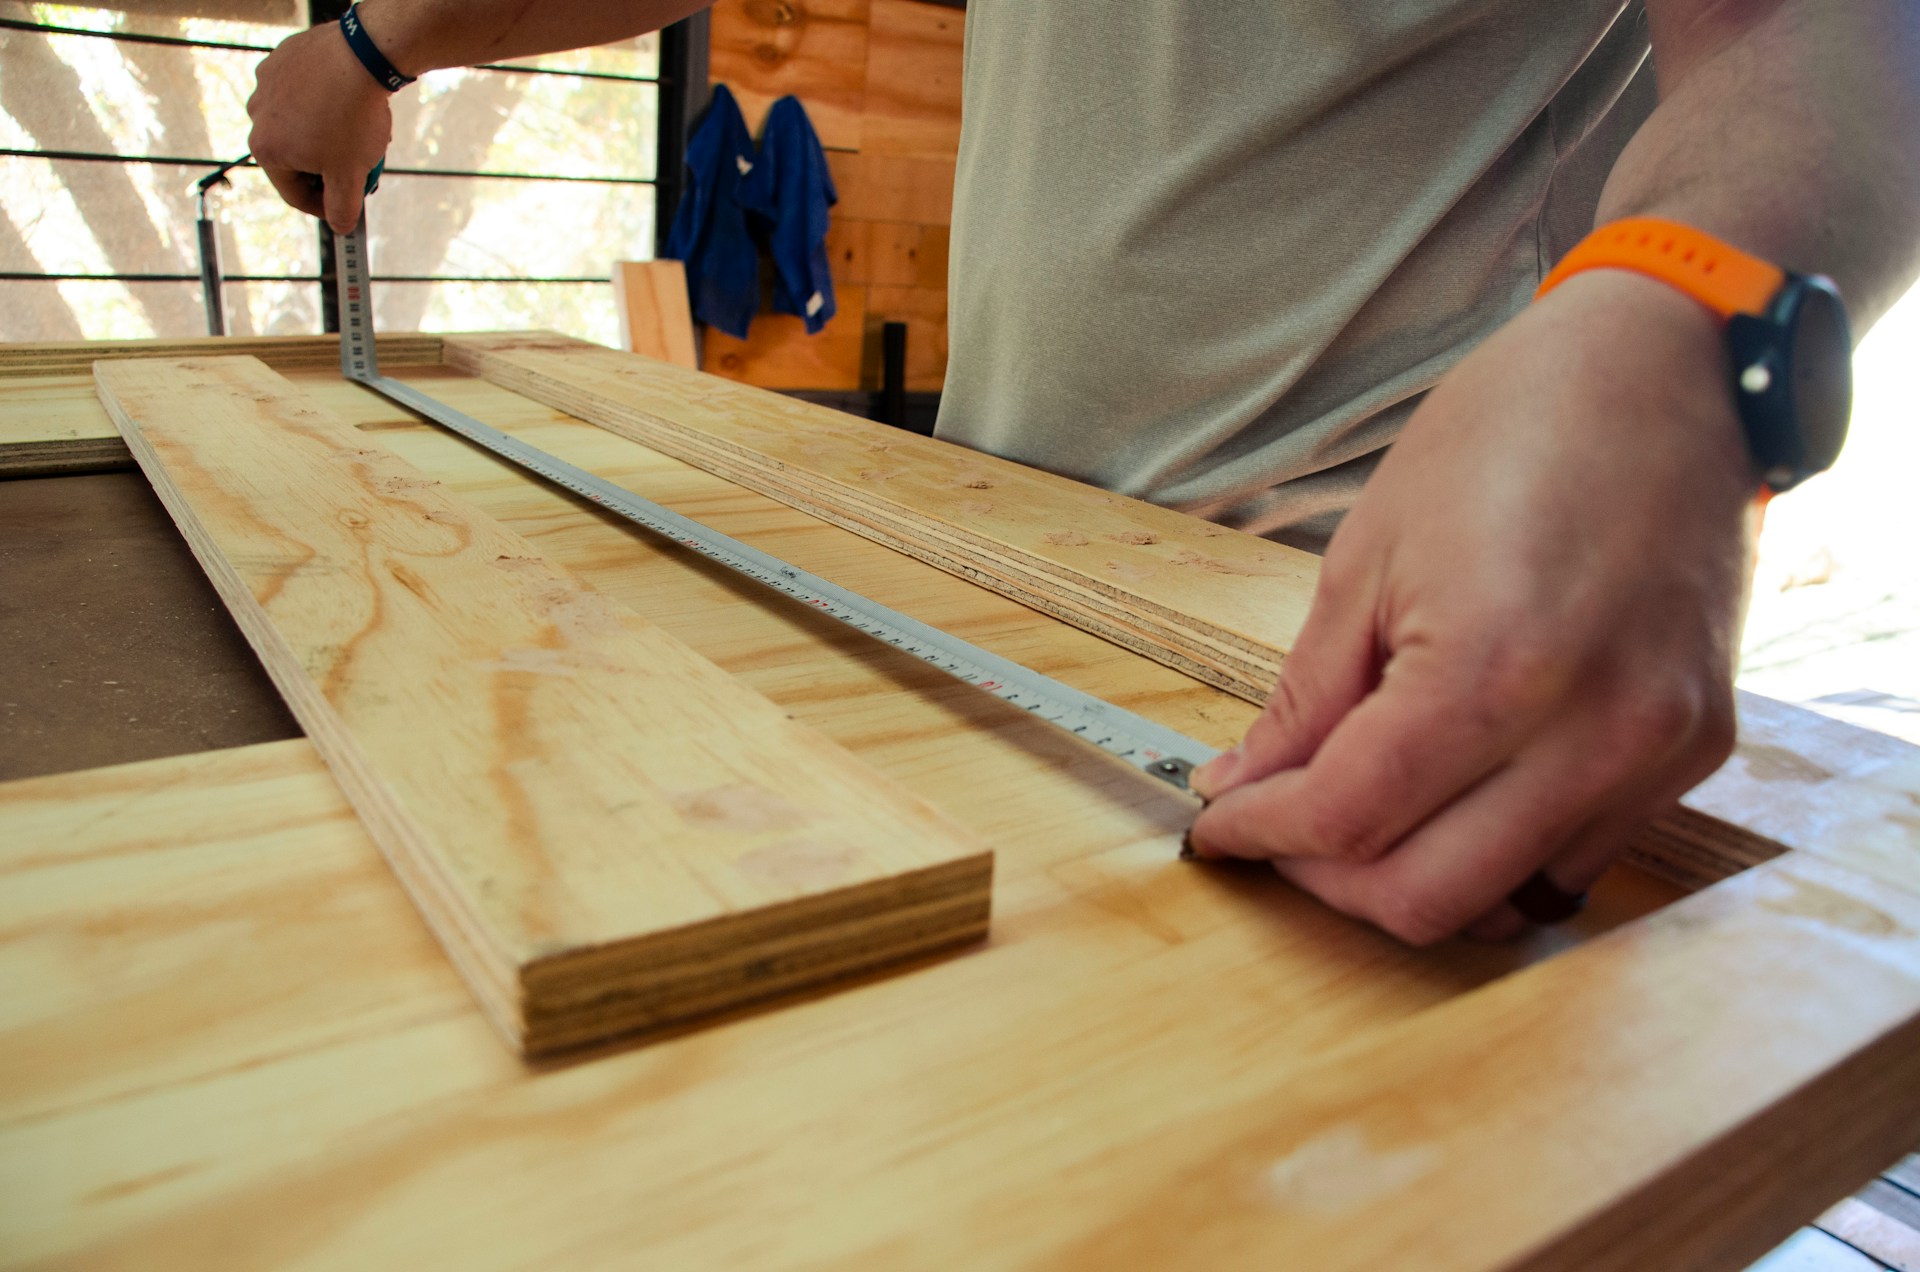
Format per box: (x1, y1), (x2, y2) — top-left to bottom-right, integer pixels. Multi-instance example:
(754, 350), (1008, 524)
(935, 1), (1655, 551)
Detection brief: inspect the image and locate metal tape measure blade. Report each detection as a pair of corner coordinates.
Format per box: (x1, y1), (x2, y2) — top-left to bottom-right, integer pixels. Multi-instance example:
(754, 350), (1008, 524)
(331, 224), (1217, 790)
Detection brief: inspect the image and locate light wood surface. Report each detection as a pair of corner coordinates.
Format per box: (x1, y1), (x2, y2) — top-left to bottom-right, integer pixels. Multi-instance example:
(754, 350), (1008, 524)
(94, 356), (991, 1055)
(611, 259), (699, 368)
(861, 0), (965, 157)
(0, 337), (441, 477)
(4, 352), (1919, 1267)
(442, 334), (1827, 892)
(704, 285), (872, 390)
(708, 0), (871, 152)
(445, 333), (1318, 696)
(0, 332), (441, 378)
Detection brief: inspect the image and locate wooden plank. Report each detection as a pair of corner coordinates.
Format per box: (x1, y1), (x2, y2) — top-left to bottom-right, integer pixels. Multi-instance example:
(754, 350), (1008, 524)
(0, 333), (441, 379)
(703, 285), (868, 389)
(445, 333), (1317, 699)
(861, 0), (965, 157)
(0, 335), (446, 477)
(93, 355), (991, 1055)
(709, 0), (870, 152)
(827, 218), (927, 287)
(611, 260), (698, 368)
(827, 151), (955, 224)
(1042, 852), (1920, 1272)
(440, 336), (1920, 897)
(5, 743), (1919, 1267)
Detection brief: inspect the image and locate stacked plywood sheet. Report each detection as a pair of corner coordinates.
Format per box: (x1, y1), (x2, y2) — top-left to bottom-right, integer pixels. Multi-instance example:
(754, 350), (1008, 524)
(96, 356), (992, 1055)
(446, 333), (1314, 701)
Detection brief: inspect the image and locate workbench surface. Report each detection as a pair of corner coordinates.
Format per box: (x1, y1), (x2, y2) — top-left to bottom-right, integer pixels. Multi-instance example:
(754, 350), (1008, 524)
(3, 347), (1919, 1270)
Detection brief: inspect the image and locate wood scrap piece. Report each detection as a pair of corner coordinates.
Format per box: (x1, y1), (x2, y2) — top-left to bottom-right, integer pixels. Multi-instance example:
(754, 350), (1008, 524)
(94, 355), (991, 1057)
(611, 260), (697, 368)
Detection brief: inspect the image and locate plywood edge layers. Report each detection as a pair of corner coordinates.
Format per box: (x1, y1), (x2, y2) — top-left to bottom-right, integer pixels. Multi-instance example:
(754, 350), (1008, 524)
(96, 355), (992, 1057)
(0, 333), (444, 378)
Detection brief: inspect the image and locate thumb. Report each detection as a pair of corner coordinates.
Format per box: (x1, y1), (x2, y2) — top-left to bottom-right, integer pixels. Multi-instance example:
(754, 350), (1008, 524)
(1190, 568), (1378, 801)
(322, 169), (366, 236)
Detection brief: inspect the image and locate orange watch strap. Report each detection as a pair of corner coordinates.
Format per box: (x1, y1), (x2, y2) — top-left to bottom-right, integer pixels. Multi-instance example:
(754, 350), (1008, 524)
(1535, 217), (1785, 320)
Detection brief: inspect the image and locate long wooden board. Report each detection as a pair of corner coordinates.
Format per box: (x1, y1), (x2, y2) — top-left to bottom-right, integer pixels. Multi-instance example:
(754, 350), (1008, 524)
(93, 355), (991, 1056)
(4, 737), (1919, 1267)
(443, 333), (1316, 698)
(439, 334), (1832, 891)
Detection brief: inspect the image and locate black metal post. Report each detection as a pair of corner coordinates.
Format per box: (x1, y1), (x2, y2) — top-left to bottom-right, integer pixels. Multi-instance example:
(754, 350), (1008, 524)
(881, 322), (908, 428)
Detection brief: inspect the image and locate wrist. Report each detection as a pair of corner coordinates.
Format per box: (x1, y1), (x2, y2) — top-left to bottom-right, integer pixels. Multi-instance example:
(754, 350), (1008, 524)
(1532, 268), (1756, 500)
(342, 1), (427, 82)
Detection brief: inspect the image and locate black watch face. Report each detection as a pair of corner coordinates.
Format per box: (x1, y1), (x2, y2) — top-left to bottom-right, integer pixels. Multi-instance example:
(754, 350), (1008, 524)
(1787, 278), (1853, 474)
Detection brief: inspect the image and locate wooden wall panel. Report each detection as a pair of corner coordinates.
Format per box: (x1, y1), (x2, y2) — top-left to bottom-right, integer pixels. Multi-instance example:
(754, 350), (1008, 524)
(705, 0), (962, 392)
(865, 285), (948, 392)
(707, 0), (871, 151)
(705, 286), (870, 391)
(861, 0), (965, 157)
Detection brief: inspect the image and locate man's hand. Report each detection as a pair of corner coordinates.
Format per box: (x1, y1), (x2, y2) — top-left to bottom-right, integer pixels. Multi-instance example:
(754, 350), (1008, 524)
(247, 21), (393, 235)
(1187, 269), (1755, 944)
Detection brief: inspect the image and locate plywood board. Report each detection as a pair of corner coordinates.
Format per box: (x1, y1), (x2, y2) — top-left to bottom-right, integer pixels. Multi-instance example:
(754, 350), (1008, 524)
(441, 336), (1920, 895)
(703, 285), (869, 389)
(94, 355), (990, 1055)
(4, 744), (1919, 1268)
(0, 332), (441, 379)
(826, 150), (955, 224)
(0, 336), (444, 476)
(827, 218), (928, 287)
(709, 0), (870, 151)
(612, 259), (698, 367)
(861, 0), (965, 157)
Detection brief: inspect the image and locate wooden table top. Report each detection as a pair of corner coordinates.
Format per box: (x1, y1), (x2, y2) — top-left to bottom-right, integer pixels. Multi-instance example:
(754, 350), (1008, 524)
(3, 354), (1919, 1270)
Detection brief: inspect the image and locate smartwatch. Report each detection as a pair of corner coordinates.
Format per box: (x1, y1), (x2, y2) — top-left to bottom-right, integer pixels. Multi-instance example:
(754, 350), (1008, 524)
(1536, 217), (1853, 494)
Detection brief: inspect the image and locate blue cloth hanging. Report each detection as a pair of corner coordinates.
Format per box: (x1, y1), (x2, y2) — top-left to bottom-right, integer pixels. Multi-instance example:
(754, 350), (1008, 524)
(737, 95), (838, 334)
(663, 84), (760, 340)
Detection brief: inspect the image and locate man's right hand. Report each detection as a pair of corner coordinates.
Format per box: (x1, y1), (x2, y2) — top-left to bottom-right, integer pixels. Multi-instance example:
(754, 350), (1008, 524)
(247, 21), (394, 236)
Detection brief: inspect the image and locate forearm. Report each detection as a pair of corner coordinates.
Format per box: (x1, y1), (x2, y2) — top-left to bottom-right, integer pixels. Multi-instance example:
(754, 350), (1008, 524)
(1601, 0), (1920, 331)
(354, 0), (712, 77)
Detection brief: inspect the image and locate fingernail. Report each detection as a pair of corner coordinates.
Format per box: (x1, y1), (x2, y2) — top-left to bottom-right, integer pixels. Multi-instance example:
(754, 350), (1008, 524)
(1189, 747), (1239, 801)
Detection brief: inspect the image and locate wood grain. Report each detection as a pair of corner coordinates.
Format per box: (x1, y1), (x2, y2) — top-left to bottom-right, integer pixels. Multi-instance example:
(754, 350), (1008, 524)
(611, 260), (698, 368)
(826, 150), (955, 224)
(709, 0), (870, 151)
(94, 355), (991, 1055)
(865, 283), (948, 390)
(441, 336), (1920, 897)
(8, 359), (1920, 1266)
(861, 0), (965, 157)
(0, 336), (443, 476)
(704, 285), (869, 390)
